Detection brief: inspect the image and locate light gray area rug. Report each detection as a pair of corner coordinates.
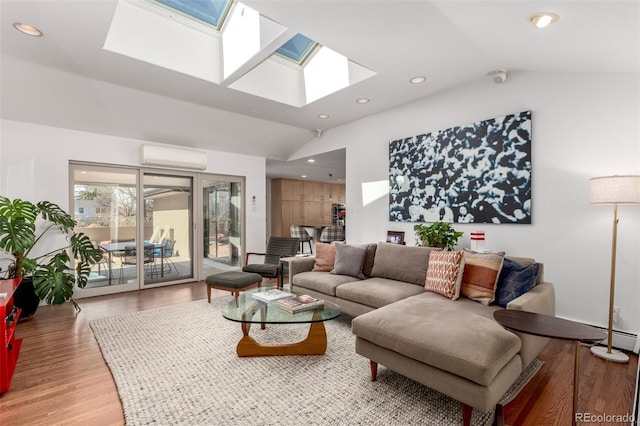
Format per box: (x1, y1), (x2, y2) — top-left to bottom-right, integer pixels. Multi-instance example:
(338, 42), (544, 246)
(90, 298), (542, 426)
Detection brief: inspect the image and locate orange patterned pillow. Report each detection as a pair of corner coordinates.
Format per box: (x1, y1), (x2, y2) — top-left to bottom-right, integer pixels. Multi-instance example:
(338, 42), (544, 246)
(312, 242), (337, 272)
(460, 250), (505, 305)
(424, 250), (465, 300)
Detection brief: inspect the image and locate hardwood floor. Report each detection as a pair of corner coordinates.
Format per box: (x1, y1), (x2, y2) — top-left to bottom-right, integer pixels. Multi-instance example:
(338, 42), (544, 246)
(1, 282), (637, 425)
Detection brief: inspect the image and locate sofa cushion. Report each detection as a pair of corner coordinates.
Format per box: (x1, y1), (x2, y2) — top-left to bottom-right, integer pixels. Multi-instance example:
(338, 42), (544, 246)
(331, 243), (367, 279)
(336, 277), (425, 309)
(461, 250), (505, 305)
(351, 292), (521, 386)
(312, 242), (337, 272)
(424, 250), (465, 300)
(362, 243), (377, 278)
(370, 242), (433, 285)
(494, 258), (540, 307)
(292, 271), (360, 296)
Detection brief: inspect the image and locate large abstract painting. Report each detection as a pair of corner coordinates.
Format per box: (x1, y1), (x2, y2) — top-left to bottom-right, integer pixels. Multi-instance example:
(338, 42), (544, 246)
(389, 110), (532, 224)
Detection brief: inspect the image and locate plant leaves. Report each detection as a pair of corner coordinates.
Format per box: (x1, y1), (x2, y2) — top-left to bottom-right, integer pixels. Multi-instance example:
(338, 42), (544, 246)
(36, 201), (76, 232)
(0, 197), (37, 254)
(33, 253), (76, 306)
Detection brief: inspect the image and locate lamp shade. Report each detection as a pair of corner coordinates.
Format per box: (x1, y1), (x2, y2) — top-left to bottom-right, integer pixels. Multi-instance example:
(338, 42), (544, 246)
(590, 175), (640, 205)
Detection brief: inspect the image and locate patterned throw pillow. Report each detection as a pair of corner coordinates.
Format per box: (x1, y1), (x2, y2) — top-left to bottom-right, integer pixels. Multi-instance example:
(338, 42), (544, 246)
(424, 250), (465, 300)
(460, 250), (505, 305)
(312, 242), (337, 272)
(494, 258), (540, 307)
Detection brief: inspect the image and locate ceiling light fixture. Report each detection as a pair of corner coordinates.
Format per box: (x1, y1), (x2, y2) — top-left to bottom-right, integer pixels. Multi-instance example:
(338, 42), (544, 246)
(409, 76), (426, 84)
(307, 159), (316, 163)
(318, 114), (330, 119)
(529, 12), (559, 29)
(356, 98), (370, 104)
(13, 22), (43, 37)
(301, 175), (307, 178)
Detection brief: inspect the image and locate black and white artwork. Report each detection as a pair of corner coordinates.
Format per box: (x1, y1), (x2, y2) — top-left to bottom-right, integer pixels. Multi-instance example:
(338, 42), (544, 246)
(389, 110), (532, 224)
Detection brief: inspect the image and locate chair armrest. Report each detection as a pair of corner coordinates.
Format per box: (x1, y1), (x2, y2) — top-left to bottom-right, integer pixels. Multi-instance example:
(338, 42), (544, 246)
(506, 282), (556, 316)
(244, 252), (266, 265)
(288, 256), (316, 278)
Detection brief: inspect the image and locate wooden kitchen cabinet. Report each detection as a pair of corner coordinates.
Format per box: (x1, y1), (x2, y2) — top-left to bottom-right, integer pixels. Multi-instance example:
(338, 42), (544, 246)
(271, 178), (345, 237)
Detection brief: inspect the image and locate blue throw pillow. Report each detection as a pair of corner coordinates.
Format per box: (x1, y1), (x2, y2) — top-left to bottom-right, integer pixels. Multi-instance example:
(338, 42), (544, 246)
(494, 258), (540, 308)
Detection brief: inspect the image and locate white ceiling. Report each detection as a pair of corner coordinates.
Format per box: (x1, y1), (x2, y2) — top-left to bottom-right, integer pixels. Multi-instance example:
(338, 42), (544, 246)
(1, 1), (638, 183)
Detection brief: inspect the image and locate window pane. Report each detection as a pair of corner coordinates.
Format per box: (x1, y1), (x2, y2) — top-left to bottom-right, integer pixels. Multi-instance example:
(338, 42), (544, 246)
(143, 173), (193, 284)
(73, 168), (139, 288)
(152, 0), (232, 28)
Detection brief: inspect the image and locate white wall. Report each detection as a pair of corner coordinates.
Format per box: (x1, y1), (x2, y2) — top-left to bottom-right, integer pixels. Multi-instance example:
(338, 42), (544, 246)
(0, 119), (267, 259)
(295, 71), (640, 336)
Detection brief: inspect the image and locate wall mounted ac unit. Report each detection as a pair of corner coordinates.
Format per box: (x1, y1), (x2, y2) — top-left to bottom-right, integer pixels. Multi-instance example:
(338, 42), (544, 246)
(141, 144), (207, 170)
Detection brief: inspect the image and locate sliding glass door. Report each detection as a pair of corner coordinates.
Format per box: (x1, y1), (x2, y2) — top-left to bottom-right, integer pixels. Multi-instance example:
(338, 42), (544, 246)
(71, 163), (243, 298)
(142, 172), (193, 285)
(71, 165), (141, 295)
(202, 175), (243, 275)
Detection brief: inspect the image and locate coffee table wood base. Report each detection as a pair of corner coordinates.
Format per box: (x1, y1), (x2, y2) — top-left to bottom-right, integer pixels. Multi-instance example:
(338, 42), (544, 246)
(236, 320), (327, 357)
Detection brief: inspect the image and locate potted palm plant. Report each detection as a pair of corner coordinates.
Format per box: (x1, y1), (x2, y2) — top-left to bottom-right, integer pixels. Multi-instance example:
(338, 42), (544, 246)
(414, 222), (464, 251)
(0, 196), (102, 315)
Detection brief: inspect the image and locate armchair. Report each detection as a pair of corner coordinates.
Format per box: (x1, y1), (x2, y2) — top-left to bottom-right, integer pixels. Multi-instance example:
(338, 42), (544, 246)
(242, 237), (299, 285)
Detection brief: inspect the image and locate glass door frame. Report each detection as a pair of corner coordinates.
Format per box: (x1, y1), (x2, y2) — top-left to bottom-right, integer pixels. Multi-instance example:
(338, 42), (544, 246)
(195, 173), (246, 279)
(70, 163), (141, 298)
(70, 162), (246, 299)
(139, 168), (196, 289)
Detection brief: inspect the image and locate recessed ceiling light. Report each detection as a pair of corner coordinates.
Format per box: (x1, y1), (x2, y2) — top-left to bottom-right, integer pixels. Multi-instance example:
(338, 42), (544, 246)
(356, 98), (370, 104)
(529, 12), (559, 29)
(318, 114), (330, 119)
(409, 76), (426, 84)
(307, 159), (316, 163)
(301, 175), (307, 178)
(13, 22), (43, 37)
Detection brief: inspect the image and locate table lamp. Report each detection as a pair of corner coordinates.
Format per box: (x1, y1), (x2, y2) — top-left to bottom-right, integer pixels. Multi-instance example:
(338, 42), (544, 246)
(589, 175), (640, 363)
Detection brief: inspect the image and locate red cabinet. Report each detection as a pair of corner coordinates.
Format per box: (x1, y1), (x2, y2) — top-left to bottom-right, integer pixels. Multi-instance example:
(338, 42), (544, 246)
(1, 278), (22, 393)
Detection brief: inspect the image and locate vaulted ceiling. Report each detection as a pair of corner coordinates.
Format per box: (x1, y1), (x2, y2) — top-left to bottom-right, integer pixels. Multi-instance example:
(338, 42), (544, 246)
(1, 1), (638, 182)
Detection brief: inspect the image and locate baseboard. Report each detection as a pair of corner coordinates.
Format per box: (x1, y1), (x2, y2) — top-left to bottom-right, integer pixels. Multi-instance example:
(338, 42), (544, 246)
(587, 326), (638, 353)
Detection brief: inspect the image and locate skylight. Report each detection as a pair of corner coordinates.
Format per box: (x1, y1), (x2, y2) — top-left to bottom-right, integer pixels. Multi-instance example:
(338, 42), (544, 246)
(105, 0), (377, 107)
(151, 0), (232, 29)
(275, 34), (317, 64)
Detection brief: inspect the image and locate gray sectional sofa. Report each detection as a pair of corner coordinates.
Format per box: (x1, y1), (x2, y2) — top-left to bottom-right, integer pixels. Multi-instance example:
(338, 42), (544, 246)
(288, 241), (555, 425)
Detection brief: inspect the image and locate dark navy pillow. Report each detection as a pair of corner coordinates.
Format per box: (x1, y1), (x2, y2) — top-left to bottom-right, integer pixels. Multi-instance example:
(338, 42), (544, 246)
(494, 258), (540, 308)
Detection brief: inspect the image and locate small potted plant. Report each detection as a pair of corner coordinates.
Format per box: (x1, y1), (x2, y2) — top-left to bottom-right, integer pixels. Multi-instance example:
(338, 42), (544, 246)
(413, 222), (464, 251)
(0, 196), (102, 315)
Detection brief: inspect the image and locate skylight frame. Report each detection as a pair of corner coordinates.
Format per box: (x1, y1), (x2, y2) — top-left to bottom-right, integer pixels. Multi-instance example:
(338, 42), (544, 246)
(147, 0), (234, 31)
(274, 33), (319, 65)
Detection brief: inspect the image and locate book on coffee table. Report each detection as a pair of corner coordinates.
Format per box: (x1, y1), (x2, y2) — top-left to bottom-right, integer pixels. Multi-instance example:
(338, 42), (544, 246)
(277, 294), (324, 313)
(251, 289), (293, 303)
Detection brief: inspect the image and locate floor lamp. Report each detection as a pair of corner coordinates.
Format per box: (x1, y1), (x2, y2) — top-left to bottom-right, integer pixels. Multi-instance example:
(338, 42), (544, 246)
(589, 175), (640, 363)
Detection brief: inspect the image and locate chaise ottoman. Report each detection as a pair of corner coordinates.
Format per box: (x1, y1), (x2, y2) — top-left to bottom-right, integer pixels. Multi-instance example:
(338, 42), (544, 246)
(205, 271), (263, 306)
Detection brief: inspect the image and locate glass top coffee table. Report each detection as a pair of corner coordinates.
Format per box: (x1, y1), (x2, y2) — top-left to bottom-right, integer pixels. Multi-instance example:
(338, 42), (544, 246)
(222, 287), (342, 357)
